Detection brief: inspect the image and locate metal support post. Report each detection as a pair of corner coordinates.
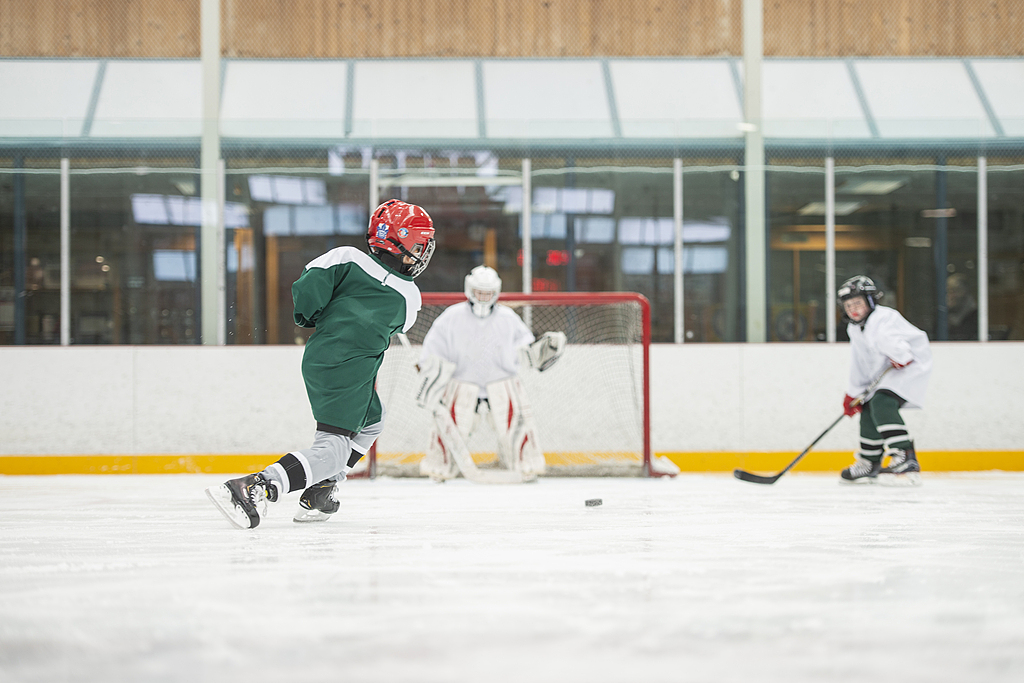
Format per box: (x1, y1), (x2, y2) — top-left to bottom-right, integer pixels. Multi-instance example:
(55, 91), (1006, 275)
(743, 0), (766, 342)
(978, 156), (988, 342)
(673, 158), (684, 343)
(200, 0), (222, 344)
(60, 158), (70, 346)
(825, 157), (836, 343)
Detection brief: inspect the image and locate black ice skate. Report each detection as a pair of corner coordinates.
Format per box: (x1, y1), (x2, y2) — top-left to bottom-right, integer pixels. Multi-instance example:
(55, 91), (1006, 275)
(206, 473), (278, 529)
(879, 444), (922, 486)
(840, 455), (881, 484)
(293, 479), (341, 523)
(881, 444), (920, 474)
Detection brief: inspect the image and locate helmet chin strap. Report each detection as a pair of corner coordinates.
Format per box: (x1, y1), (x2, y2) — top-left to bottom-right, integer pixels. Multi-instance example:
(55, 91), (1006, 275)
(387, 237), (420, 263)
(470, 300), (495, 317)
(366, 236), (425, 276)
(369, 245), (410, 275)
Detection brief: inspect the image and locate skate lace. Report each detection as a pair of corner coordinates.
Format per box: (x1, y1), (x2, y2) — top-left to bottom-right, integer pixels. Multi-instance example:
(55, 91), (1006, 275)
(850, 458), (875, 476)
(886, 450), (907, 466)
(249, 481), (269, 515)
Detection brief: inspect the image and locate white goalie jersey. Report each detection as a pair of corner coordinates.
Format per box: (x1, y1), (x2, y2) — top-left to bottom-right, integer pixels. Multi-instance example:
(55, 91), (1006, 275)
(417, 301), (562, 482)
(420, 302), (535, 397)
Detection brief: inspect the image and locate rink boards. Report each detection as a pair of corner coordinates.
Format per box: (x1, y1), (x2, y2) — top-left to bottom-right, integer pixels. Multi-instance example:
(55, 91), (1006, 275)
(1, 342), (1023, 474)
(1, 449), (1021, 476)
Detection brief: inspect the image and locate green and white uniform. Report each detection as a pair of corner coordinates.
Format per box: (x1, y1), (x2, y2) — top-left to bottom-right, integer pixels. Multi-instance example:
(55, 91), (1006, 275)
(293, 246), (421, 432)
(260, 247), (421, 496)
(847, 305), (932, 461)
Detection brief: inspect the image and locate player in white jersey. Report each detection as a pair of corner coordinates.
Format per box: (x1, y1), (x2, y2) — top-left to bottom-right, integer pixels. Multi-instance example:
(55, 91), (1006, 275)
(414, 266), (566, 482)
(838, 275), (932, 485)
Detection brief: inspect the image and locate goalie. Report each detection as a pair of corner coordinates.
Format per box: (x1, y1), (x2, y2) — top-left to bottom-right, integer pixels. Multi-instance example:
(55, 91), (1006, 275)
(414, 265), (566, 483)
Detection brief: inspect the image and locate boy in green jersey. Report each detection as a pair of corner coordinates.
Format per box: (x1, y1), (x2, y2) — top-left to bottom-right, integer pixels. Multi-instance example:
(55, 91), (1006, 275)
(207, 200), (436, 529)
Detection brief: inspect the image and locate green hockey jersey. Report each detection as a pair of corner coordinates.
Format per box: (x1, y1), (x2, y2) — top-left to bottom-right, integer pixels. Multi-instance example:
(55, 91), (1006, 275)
(292, 247), (421, 433)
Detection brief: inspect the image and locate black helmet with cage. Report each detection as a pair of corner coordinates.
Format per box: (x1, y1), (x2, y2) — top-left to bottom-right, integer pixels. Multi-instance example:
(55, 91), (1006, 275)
(838, 275), (884, 324)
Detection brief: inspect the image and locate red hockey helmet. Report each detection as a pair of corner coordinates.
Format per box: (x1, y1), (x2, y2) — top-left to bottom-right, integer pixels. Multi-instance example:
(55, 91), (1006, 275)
(366, 200), (435, 278)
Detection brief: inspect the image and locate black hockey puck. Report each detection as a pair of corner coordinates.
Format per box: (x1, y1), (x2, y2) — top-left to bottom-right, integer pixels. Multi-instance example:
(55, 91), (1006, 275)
(585, 498), (603, 507)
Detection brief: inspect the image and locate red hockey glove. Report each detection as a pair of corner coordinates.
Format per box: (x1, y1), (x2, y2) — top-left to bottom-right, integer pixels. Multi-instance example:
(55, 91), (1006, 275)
(889, 358), (913, 369)
(843, 394), (862, 417)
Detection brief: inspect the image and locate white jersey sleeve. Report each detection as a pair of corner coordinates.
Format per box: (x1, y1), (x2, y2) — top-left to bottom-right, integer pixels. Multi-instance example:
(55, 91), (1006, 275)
(847, 306), (932, 409)
(420, 302), (535, 396)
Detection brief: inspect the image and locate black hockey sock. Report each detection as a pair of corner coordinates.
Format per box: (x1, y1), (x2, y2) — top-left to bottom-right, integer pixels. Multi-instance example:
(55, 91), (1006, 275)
(275, 453), (308, 493)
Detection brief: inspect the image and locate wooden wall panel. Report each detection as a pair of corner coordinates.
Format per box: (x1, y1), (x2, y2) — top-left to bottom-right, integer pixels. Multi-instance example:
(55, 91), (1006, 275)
(764, 0), (1024, 56)
(0, 1), (1019, 59)
(220, 0), (744, 58)
(0, 0), (200, 57)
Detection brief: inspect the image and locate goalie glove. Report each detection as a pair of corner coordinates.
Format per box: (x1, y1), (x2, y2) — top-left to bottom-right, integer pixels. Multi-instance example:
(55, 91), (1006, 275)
(414, 355), (456, 409)
(521, 331), (567, 372)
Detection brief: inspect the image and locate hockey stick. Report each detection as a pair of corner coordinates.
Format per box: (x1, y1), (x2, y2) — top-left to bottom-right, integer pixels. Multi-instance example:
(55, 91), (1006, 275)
(733, 367), (892, 485)
(393, 333), (534, 484)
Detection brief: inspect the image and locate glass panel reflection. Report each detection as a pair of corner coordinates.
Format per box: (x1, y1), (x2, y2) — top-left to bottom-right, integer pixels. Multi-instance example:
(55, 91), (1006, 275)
(767, 159), (829, 341)
(226, 154), (371, 345)
(0, 158), (61, 345)
(69, 158), (200, 344)
(833, 155), (979, 342)
(986, 160), (1024, 340)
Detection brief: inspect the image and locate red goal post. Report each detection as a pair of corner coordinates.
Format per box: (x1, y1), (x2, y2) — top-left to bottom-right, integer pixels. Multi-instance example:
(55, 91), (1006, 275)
(356, 291), (653, 478)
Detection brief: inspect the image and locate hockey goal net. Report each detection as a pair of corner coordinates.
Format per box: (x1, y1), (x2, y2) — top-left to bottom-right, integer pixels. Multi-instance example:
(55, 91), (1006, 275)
(356, 292), (652, 478)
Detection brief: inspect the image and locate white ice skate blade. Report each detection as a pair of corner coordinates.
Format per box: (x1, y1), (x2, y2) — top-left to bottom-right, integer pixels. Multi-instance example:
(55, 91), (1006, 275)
(205, 484), (254, 529)
(292, 508), (333, 523)
(838, 477), (877, 485)
(877, 472), (923, 487)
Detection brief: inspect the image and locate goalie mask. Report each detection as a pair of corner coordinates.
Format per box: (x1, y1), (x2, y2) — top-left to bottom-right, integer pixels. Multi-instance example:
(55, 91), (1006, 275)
(465, 265), (502, 318)
(366, 200), (435, 278)
(838, 275), (883, 324)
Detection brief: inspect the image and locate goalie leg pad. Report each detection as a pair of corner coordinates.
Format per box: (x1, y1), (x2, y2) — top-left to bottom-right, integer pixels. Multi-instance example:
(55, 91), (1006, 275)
(420, 426), (461, 481)
(449, 381), (482, 440)
(486, 377), (546, 477)
(419, 381), (480, 481)
(433, 406), (533, 484)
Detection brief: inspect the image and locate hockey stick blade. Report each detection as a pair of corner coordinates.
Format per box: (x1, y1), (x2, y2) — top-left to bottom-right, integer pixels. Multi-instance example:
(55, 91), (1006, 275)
(732, 413), (844, 486)
(732, 367), (893, 486)
(732, 468), (782, 485)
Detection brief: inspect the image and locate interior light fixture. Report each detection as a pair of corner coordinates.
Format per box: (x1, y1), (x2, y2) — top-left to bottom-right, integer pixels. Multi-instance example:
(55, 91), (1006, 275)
(797, 201), (864, 216)
(837, 179), (906, 195)
(172, 180), (197, 196)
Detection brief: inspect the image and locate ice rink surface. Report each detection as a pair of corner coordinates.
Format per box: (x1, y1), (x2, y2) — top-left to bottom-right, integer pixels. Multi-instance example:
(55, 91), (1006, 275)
(1, 473), (1023, 683)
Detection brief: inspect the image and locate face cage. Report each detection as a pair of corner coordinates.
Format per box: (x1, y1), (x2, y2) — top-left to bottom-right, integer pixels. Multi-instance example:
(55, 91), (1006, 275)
(469, 296), (497, 318)
(471, 288), (496, 303)
(839, 293), (874, 324)
(406, 238), (435, 278)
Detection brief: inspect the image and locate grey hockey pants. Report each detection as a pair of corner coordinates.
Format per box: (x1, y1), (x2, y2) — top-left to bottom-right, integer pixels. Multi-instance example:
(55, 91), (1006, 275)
(263, 415), (384, 494)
